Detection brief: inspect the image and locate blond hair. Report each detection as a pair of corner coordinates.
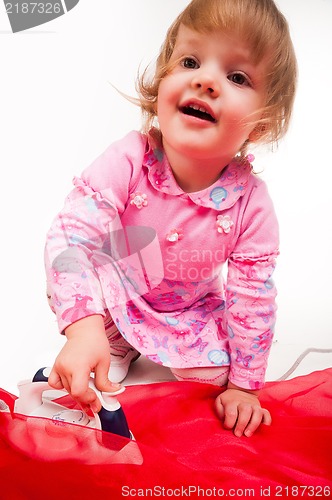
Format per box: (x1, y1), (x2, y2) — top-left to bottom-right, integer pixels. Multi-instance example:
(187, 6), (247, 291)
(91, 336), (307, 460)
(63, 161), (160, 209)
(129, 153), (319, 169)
(137, 0), (297, 148)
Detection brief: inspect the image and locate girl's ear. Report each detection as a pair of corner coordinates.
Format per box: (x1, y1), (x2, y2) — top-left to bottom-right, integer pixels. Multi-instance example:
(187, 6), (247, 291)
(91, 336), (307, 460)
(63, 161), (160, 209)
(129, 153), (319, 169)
(248, 119), (270, 143)
(248, 125), (264, 143)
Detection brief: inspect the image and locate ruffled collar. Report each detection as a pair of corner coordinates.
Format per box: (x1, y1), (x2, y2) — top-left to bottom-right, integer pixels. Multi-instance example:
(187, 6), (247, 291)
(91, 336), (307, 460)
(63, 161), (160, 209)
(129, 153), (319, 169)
(142, 128), (253, 211)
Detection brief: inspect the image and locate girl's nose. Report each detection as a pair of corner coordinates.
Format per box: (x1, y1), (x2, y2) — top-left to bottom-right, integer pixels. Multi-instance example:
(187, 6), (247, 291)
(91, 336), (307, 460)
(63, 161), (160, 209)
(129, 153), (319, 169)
(191, 70), (220, 97)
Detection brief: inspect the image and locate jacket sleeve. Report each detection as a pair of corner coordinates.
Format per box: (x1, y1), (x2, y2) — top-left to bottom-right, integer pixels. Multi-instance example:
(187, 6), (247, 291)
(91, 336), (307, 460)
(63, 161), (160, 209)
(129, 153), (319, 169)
(225, 179), (279, 390)
(45, 131), (146, 333)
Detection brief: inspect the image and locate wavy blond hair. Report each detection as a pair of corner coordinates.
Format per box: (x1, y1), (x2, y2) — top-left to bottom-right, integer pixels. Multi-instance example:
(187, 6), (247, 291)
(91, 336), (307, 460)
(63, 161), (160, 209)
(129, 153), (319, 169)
(136, 0), (297, 149)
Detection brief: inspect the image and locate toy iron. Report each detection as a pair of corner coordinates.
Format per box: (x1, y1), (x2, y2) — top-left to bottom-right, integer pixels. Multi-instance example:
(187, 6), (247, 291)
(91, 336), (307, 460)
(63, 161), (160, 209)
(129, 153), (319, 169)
(1, 367), (143, 465)
(15, 367), (132, 437)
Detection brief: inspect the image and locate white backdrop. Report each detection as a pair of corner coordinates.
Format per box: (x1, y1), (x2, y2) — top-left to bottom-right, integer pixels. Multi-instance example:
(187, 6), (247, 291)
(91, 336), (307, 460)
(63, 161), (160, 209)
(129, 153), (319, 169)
(1, 0), (331, 393)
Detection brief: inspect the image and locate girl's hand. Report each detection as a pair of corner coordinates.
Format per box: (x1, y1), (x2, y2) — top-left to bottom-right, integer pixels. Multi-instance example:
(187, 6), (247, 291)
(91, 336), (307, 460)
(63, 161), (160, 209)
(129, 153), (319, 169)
(48, 315), (121, 413)
(215, 382), (272, 437)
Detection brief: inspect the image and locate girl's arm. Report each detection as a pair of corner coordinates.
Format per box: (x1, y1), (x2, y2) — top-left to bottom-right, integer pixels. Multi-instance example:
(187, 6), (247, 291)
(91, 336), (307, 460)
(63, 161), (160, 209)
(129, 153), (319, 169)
(218, 180), (278, 436)
(45, 133), (146, 409)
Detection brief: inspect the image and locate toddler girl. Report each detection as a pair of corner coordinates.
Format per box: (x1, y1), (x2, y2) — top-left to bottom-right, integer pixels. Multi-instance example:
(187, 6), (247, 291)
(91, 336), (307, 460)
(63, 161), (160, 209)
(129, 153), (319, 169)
(45, 0), (297, 437)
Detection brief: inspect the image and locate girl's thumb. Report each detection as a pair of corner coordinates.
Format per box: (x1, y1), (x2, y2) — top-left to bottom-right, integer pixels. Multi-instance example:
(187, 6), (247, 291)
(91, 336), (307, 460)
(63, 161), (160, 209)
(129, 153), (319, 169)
(94, 363), (122, 393)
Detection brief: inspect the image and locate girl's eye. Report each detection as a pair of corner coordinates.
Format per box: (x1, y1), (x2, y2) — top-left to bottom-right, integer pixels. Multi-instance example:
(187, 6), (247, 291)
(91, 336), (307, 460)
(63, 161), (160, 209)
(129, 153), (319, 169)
(182, 57), (199, 69)
(228, 72), (251, 87)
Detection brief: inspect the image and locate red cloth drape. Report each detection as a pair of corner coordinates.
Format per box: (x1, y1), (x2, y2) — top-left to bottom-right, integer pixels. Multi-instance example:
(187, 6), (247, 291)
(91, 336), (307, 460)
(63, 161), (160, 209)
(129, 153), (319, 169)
(0, 369), (331, 499)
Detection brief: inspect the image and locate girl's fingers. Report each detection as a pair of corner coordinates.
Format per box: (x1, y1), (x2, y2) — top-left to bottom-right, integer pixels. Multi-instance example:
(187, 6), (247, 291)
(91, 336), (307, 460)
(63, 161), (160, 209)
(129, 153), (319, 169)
(215, 397), (241, 431)
(221, 402), (239, 431)
(215, 396), (272, 437)
(48, 367), (71, 394)
(214, 396), (225, 421)
(94, 361), (121, 393)
(70, 370), (91, 401)
(48, 367), (64, 389)
(242, 407), (272, 437)
(262, 408), (272, 426)
(49, 366), (95, 408)
(233, 404), (254, 437)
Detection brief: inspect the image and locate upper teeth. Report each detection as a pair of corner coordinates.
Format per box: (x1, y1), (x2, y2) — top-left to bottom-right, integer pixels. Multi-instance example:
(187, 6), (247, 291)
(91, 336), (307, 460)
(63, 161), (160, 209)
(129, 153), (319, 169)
(188, 104), (209, 113)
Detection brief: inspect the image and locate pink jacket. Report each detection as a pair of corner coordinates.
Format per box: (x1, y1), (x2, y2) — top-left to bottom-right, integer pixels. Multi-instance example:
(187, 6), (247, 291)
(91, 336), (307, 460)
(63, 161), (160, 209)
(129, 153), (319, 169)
(45, 129), (279, 389)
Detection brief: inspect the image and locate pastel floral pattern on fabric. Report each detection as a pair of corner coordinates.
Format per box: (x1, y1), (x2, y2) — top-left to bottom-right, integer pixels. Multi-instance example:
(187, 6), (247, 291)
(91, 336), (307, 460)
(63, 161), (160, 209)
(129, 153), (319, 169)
(45, 129), (279, 390)
(130, 192), (148, 209)
(216, 215), (234, 234)
(143, 128), (252, 211)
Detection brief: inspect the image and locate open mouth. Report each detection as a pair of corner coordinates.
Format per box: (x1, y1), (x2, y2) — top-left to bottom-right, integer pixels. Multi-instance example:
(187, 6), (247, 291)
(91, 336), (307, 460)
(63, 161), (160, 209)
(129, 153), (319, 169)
(180, 104), (217, 123)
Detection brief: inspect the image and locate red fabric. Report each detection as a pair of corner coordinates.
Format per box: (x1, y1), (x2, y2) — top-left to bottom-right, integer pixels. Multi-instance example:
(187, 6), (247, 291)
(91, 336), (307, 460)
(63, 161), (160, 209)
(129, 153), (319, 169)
(0, 369), (331, 499)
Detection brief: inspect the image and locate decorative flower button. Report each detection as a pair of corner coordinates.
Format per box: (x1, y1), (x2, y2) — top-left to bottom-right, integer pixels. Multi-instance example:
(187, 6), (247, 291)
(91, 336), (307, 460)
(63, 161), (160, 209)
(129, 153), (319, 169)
(130, 192), (148, 209)
(239, 153), (255, 165)
(166, 228), (183, 243)
(216, 215), (234, 234)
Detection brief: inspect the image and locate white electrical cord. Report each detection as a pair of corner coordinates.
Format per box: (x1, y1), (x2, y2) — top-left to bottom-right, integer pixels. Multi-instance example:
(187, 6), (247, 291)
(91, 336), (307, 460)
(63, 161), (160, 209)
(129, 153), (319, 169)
(277, 348), (332, 381)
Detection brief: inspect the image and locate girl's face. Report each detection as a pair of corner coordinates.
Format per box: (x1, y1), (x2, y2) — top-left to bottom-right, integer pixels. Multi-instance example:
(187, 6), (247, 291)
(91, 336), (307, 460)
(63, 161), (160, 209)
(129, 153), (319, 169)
(157, 25), (268, 180)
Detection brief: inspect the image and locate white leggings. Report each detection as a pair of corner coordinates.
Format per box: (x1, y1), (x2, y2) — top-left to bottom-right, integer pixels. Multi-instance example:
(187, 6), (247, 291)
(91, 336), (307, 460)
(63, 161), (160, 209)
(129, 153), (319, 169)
(170, 366), (229, 386)
(104, 311), (229, 387)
